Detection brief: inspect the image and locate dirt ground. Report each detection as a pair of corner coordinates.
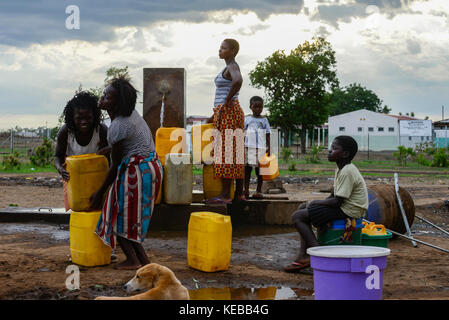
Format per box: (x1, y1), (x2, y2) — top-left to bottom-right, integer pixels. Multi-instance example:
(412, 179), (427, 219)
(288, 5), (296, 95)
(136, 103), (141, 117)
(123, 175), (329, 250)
(0, 171), (449, 300)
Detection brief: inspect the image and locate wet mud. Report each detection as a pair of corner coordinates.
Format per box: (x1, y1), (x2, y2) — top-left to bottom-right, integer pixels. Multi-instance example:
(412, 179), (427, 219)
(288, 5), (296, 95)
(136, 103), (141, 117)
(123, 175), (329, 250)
(1, 173), (449, 300)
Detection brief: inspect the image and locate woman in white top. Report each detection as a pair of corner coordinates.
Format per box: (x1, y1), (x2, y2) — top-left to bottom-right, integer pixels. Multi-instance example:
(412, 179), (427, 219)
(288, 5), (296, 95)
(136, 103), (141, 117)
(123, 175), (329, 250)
(54, 91), (109, 210)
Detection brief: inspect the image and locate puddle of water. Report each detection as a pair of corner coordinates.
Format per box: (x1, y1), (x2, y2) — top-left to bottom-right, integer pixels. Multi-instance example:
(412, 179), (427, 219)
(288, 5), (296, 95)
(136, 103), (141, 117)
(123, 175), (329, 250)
(188, 286), (313, 300)
(0, 222), (70, 241)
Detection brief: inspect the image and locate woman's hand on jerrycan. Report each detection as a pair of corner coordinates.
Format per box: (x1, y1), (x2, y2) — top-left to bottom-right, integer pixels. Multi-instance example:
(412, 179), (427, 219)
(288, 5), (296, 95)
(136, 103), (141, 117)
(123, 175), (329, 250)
(97, 146), (112, 156)
(89, 190), (104, 211)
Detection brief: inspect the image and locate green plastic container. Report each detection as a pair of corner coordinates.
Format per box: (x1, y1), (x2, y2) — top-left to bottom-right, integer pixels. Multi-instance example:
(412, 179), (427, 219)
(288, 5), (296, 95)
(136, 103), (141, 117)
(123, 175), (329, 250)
(361, 231), (392, 248)
(318, 228), (362, 246)
(317, 219), (363, 246)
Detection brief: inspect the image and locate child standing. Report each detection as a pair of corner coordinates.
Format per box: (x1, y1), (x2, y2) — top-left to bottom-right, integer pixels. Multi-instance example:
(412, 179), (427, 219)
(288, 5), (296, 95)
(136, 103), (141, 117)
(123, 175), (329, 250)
(284, 135), (368, 273)
(89, 77), (163, 270)
(54, 91), (109, 210)
(244, 96), (271, 199)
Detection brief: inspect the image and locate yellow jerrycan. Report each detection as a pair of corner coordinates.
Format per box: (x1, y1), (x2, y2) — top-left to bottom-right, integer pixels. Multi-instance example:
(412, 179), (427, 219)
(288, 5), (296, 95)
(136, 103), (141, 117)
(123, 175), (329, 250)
(163, 153), (193, 204)
(155, 127), (188, 166)
(191, 123), (215, 164)
(187, 212), (232, 272)
(155, 184), (162, 204)
(66, 154), (109, 211)
(202, 164), (235, 200)
(154, 162), (163, 205)
(69, 210), (111, 267)
(259, 153), (279, 181)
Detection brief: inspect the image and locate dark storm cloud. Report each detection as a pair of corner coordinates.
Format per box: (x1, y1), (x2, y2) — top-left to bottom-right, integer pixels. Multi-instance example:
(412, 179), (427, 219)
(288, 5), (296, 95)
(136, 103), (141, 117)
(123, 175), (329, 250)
(0, 0), (304, 47)
(309, 0), (420, 28)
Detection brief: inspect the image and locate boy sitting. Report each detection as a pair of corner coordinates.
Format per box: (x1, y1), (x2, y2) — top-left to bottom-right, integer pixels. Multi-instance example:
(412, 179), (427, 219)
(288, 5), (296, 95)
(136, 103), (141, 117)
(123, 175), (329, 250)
(284, 135), (368, 273)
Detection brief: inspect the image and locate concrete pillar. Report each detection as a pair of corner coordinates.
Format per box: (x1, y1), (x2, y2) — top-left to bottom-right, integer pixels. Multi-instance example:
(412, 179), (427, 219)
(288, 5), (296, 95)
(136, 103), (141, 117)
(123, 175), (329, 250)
(143, 68), (186, 139)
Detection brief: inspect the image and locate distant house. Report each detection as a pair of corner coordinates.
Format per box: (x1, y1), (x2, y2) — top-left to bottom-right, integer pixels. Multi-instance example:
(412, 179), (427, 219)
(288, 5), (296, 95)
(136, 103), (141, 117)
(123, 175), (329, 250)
(328, 109), (432, 151)
(433, 119), (449, 148)
(16, 131), (39, 138)
(186, 116), (210, 126)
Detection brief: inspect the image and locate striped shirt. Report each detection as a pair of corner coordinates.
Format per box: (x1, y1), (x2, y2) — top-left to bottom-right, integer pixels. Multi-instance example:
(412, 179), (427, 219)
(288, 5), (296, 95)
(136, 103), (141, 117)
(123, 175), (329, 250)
(214, 67), (239, 107)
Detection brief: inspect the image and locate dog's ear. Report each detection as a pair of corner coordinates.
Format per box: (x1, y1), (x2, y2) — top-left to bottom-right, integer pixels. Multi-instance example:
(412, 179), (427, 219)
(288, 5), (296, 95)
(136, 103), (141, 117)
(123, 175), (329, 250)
(139, 264), (161, 286)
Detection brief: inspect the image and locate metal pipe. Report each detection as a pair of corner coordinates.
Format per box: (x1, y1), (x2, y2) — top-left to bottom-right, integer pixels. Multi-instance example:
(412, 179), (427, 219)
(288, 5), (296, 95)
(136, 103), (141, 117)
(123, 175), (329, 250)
(363, 219), (449, 254)
(394, 173), (418, 247)
(416, 215), (449, 237)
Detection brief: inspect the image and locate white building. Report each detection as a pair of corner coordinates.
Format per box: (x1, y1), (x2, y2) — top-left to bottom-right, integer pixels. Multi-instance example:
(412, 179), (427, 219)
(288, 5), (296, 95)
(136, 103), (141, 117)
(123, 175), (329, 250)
(328, 109), (432, 151)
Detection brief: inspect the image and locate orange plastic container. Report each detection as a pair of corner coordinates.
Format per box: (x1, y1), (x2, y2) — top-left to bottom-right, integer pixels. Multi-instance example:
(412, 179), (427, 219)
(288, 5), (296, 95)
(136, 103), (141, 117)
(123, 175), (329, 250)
(66, 154), (109, 211)
(155, 127), (188, 166)
(362, 222), (388, 236)
(258, 153), (279, 181)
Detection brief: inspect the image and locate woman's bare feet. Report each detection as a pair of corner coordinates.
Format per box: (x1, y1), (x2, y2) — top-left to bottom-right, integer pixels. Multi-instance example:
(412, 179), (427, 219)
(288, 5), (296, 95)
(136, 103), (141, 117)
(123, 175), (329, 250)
(252, 192), (264, 199)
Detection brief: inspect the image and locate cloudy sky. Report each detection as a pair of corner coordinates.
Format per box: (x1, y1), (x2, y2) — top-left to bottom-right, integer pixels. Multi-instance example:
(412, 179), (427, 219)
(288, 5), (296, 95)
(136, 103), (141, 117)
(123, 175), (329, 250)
(1, 0), (448, 130)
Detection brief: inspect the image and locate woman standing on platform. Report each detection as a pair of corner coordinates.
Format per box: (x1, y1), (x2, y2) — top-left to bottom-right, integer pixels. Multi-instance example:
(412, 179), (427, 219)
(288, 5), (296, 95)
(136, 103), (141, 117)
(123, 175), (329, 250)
(206, 38), (246, 204)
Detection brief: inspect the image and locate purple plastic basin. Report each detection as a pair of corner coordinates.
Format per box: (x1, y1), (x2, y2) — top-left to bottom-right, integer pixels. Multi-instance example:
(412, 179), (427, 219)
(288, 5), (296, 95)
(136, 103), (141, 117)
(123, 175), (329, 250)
(307, 245), (391, 300)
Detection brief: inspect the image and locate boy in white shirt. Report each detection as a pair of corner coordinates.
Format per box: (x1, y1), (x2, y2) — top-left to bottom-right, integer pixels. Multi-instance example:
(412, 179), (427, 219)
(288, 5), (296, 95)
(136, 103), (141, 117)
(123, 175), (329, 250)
(244, 96), (271, 199)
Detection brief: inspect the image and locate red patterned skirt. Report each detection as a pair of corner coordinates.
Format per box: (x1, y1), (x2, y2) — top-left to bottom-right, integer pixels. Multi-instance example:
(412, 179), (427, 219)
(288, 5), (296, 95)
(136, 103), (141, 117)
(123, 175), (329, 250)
(212, 99), (245, 179)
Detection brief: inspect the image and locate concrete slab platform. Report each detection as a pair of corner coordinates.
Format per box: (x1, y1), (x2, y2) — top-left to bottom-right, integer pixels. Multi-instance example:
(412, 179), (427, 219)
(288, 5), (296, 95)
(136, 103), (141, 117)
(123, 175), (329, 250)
(0, 199), (304, 230)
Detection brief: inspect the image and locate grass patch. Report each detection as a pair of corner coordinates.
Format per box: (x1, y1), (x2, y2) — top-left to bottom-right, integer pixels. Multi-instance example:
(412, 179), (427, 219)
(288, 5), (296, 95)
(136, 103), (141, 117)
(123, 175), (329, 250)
(280, 158), (447, 172)
(0, 163), (57, 174)
(0, 148), (29, 156)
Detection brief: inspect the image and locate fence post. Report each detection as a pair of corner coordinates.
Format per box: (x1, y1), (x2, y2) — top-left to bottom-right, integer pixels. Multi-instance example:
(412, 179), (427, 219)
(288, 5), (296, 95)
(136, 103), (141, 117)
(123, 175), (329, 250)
(10, 129), (14, 153)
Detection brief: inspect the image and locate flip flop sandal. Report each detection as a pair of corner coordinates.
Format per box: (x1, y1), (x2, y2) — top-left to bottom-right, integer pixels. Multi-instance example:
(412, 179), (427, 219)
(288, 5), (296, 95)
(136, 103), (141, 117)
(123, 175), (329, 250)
(252, 193), (264, 199)
(284, 260), (311, 273)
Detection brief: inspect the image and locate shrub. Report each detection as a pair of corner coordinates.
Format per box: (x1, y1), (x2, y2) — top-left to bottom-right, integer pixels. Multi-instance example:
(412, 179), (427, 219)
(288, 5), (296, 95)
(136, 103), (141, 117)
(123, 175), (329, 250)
(416, 153), (431, 167)
(281, 147), (297, 171)
(393, 146), (415, 166)
(425, 147), (435, 156)
(30, 138), (54, 167)
(1, 151), (21, 170)
(280, 147), (292, 163)
(431, 148), (449, 167)
(305, 145), (323, 164)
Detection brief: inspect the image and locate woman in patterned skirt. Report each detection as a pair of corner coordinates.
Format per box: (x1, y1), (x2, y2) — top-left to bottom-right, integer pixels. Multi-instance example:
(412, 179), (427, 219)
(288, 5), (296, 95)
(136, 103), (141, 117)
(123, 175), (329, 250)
(89, 77), (163, 270)
(206, 38), (246, 204)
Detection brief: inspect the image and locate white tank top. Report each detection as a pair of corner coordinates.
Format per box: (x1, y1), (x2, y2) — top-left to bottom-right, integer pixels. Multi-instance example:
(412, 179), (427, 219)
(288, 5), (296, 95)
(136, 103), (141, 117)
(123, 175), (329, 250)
(66, 127), (101, 156)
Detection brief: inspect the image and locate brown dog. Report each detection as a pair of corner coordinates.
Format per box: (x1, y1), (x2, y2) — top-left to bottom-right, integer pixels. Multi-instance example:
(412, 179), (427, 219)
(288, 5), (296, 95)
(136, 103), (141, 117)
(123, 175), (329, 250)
(95, 263), (190, 300)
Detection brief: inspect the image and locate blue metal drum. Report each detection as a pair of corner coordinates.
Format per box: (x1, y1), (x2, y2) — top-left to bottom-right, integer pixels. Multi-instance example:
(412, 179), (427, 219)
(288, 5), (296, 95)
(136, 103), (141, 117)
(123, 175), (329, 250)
(365, 185), (415, 234)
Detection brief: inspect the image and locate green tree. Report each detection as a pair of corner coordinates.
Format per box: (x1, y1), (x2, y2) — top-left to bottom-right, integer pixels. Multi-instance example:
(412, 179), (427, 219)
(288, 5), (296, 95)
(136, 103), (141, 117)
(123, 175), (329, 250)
(86, 66), (131, 99)
(55, 66), (131, 133)
(105, 66), (130, 83)
(393, 146), (415, 166)
(327, 83), (391, 116)
(249, 37), (339, 153)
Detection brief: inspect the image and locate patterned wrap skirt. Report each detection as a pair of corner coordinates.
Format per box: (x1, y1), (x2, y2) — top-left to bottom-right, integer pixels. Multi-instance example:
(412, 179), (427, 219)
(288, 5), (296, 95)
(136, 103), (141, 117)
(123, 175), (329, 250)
(95, 151), (163, 249)
(212, 99), (245, 179)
